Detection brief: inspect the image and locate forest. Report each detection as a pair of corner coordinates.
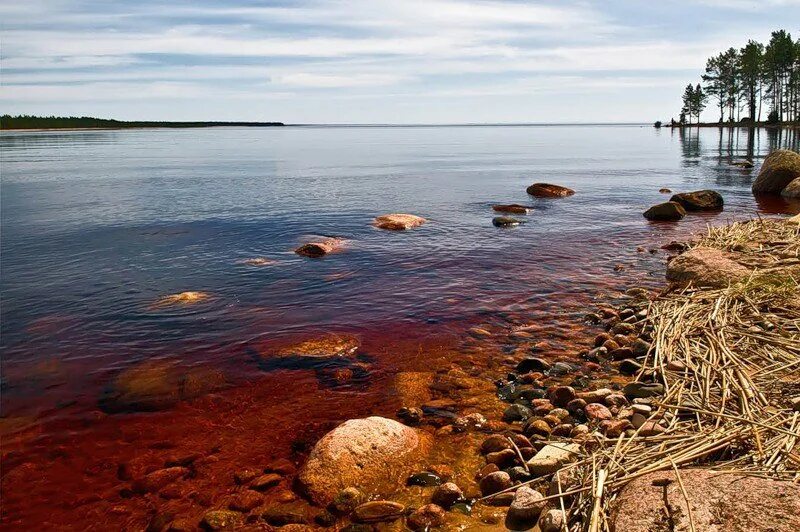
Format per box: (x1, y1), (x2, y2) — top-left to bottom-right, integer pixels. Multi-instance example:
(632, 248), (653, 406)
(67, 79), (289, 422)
(677, 29), (800, 125)
(0, 115), (284, 130)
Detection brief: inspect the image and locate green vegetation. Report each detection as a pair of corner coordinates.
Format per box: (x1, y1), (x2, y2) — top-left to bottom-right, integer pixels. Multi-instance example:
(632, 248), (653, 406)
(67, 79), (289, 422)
(0, 115), (284, 130)
(675, 29), (800, 125)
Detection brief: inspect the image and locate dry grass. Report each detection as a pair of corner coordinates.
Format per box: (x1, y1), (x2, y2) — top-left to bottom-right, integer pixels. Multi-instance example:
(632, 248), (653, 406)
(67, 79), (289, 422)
(559, 218), (800, 531)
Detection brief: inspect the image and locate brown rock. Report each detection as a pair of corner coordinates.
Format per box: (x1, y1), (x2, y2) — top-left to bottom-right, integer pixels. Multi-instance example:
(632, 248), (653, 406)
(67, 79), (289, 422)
(659, 188), (672, 194)
(295, 237), (346, 257)
(479, 471), (512, 496)
(272, 333), (360, 360)
(228, 491), (264, 512)
(352, 501), (405, 523)
(538, 509), (565, 532)
(506, 486), (546, 529)
(492, 204), (531, 214)
(670, 190), (724, 211)
(527, 183), (575, 198)
(549, 386), (576, 407)
(431, 482), (463, 509)
(666, 247), (749, 288)
(297, 417), (432, 505)
(201, 510), (242, 530)
(250, 473), (282, 491)
(752, 149), (800, 194)
(781, 177), (800, 198)
(373, 213), (426, 230)
(613, 469), (800, 532)
(133, 467), (189, 493)
(407, 504), (446, 530)
(584, 403), (613, 421)
(480, 434), (513, 455)
(643, 201), (686, 221)
(101, 361), (181, 412)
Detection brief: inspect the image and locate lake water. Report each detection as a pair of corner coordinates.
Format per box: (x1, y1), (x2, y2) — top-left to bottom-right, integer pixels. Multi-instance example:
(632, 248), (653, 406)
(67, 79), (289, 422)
(1, 125), (798, 529)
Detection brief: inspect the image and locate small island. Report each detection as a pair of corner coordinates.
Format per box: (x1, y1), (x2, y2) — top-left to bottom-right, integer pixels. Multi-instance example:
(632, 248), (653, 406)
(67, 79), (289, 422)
(0, 114), (284, 130)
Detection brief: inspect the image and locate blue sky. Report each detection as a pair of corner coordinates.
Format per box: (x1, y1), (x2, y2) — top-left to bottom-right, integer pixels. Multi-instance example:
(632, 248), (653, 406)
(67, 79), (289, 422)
(1, 1), (798, 123)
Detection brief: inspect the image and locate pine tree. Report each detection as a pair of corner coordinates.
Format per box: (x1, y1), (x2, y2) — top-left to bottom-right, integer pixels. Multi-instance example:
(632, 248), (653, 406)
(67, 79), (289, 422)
(681, 84), (695, 124)
(739, 40), (764, 121)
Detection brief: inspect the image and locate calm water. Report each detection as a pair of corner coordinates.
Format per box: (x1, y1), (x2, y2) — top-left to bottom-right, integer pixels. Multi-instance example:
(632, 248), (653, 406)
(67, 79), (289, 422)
(2, 125), (800, 530)
(2, 125), (799, 416)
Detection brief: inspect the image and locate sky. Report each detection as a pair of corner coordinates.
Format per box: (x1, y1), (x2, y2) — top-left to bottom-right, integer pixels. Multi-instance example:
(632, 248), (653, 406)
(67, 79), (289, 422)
(1, 0), (798, 124)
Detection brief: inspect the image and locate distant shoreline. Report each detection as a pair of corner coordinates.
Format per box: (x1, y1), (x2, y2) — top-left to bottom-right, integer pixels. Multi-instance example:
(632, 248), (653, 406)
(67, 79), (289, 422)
(667, 121), (800, 129)
(0, 115), (285, 131)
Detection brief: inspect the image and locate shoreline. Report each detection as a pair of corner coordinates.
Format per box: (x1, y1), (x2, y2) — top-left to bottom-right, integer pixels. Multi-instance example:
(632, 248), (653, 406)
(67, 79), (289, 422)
(667, 121), (800, 129)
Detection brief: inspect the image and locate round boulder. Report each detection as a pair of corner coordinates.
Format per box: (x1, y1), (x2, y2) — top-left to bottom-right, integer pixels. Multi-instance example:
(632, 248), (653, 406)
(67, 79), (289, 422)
(297, 417), (432, 505)
(752, 149), (800, 194)
(643, 201), (686, 221)
(669, 190), (723, 211)
(526, 183), (575, 198)
(666, 247), (749, 288)
(373, 213), (426, 230)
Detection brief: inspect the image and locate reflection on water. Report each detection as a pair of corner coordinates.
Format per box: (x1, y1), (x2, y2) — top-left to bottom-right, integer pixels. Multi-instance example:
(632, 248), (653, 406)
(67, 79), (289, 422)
(0, 125), (798, 528)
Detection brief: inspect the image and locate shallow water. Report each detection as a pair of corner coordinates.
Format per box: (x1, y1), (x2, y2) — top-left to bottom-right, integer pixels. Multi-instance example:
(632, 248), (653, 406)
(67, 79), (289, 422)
(1, 125), (798, 529)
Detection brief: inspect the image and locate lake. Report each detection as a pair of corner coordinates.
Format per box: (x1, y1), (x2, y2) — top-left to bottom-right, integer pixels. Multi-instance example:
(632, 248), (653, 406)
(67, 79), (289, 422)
(1, 124), (798, 529)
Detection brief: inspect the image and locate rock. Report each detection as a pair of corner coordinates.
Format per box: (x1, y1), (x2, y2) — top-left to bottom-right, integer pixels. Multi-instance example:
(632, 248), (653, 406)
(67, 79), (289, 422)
(623, 382), (664, 399)
(506, 486), (546, 530)
(250, 473), (282, 491)
(669, 190), (724, 211)
(297, 417), (432, 505)
(150, 291), (210, 309)
(397, 407), (423, 425)
(228, 491), (264, 512)
(431, 482), (463, 509)
(234, 469), (260, 485)
(584, 403), (613, 421)
(601, 419), (632, 437)
(493, 204), (531, 214)
(781, 177), (800, 198)
(638, 420), (666, 436)
(643, 201), (686, 221)
(632, 339), (650, 357)
(407, 471), (442, 487)
(609, 347), (633, 361)
(481, 434), (513, 454)
(527, 443), (580, 476)
(791, 397), (800, 412)
(261, 507), (307, 527)
(619, 359), (642, 375)
(479, 471), (512, 496)
(486, 449), (518, 469)
(566, 398), (587, 414)
(613, 469), (800, 532)
(133, 467), (189, 493)
(523, 419), (551, 438)
(272, 333), (360, 360)
(100, 361), (181, 413)
(373, 213), (426, 230)
(503, 404), (532, 422)
(526, 183), (575, 198)
(352, 501), (405, 523)
(295, 237), (346, 257)
(407, 504), (446, 530)
(752, 149), (800, 194)
(201, 510), (242, 530)
(538, 509), (564, 532)
(180, 367), (227, 400)
(666, 247), (749, 288)
(240, 257), (276, 266)
(549, 386), (576, 407)
(516, 357), (551, 373)
(658, 188), (672, 194)
(330, 487), (364, 515)
(577, 388), (613, 403)
(731, 160), (754, 168)
(493, 216), (526, 227)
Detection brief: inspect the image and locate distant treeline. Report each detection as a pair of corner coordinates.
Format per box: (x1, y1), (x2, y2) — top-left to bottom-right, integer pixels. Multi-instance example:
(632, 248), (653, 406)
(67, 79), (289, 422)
(676, 29), (799, 126)
(0, 115), (284, 130)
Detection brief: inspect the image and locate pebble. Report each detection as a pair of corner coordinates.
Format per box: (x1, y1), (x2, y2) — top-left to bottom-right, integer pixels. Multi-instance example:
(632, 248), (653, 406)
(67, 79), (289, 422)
(566, 398), (587, 414)
(604, 394), (629, 408)
(481, 434), (513, 454)
(639, 420), (666, 436)
(631, 404), (652, 416)
(407, 504), (446, 530)
(623, 382), (665, 398)
(632, 338), (651, 356)
(506, 486), (546, 528)
(352, 501), (405, 523)
(479, 471), (512, 496)
(585, 403), (613, 421)
(261, 508), (307, 526)
(549, 386), (576, 407)
(619, 359), (642, 375)
(228, 491), (263, 512)
(538, 509), (565, 532)
(524, 419), (552, 437)
(233, 469), (260, 485)
(516, 357), (551, 373)
(132, 467), (189, 493)
(792, 397), (800, 412)
(431, 482), (463, 509)
(201, 510), (242, 530)
(331, 487), (364, 515)
(250, 473), (282, 491)
(503, 403), (532, 422)
(486, 449), (518, 469)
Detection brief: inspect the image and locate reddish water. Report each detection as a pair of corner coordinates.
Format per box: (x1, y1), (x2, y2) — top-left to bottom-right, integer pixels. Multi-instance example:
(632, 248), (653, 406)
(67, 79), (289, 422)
(1, 125), (799, 529)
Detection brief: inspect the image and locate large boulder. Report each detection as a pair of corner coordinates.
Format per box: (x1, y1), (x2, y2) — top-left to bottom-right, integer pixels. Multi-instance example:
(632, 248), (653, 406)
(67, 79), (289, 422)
(781, 177), (800, 198)
(526, 183), (575, 198)
(752, 149), (800, 194)
(643, 202), (686, 221)
(669, 190), (724, 211)
(298, 417), (433, 505)
(613, 469), (800, 532)
(666, 247), (749, 287)
(373, 214), (426, 230)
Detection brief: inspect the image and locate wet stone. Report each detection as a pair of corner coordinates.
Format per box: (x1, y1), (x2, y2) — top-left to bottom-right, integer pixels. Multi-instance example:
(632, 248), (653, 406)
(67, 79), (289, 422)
(481, 434), (513, 454)
(431, 482), (463, 509)
(486, 449), (518, 469)
(250, 473), (282, 491)
(407, 471), (442, 487)
(330, 487), (364, 515)
(619, 359), (642, 375)
(506, 486), (547, 530)
(585, 403), (612, 421)
(549, 386), (576, 407)
(133, 467), (189, 494)
(523, 419), (551, 438)
(201, 510), (242, 531)
(351, 501), (405, 523)
(261, 507), (307, 527)
(228, 491), (264, 512)
(503, 403), (532, 422)
(479, 471), (512, 496)
(516, 357), (551, 373)
(407, 504), (446, 531)
(623, 382), (665, 399)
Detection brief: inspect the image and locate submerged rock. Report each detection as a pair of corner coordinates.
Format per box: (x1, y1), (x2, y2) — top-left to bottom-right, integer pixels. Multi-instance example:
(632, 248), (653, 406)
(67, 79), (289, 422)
(149, 291), (210, 309)
(295, 237), (346, 257)
(670, 190), (723, 211)
(493, 216), (526, 227)
(752, 149), (800, 194)
(272, 333), (360, 360)
(643, 201), (686, 221)
(373, 213), (426, 230)
(666, 247), (749, 288)
(407, 504), (446, 530)
(492, 204), (531, 214)
(100, 361), (182, 413)
(659, 188), (672, 194)
(297, 417), (432, 505)
(239, 257), (276, 266)
(201, 510), (242, 530)
(351, 501), (405, 523)
(526, 183), (575, 198)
